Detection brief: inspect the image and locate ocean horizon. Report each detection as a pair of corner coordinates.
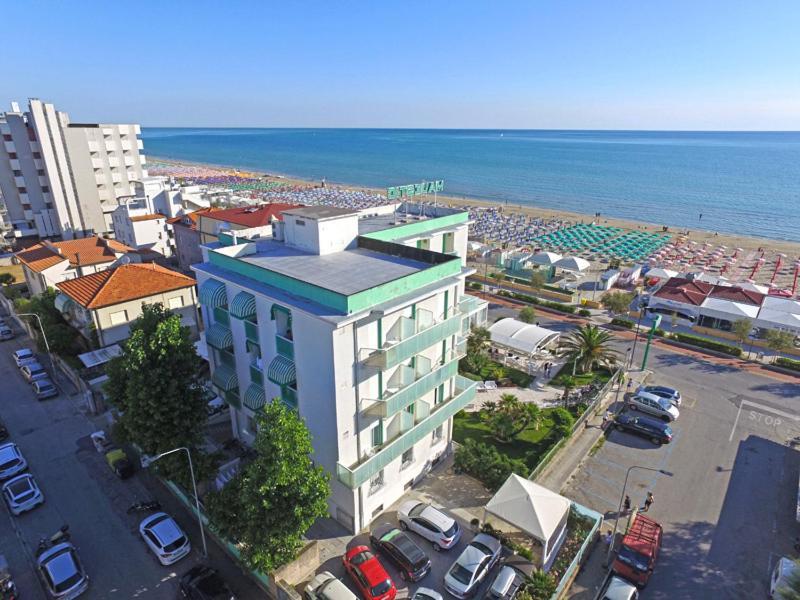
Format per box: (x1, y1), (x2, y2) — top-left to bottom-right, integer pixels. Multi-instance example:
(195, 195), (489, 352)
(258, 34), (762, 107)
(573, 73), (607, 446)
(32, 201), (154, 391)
(141, 128), (800, 243)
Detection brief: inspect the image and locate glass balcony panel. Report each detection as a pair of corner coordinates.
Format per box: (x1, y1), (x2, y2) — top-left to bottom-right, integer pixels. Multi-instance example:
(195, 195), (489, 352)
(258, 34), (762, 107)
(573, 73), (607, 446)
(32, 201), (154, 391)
(250, 364), (263, 386)
(366, 312), (463, 369)
(244, 320), (259, 343)
(367, 357), (459, 418)
(275, 334), (294, 360)
(416, 399), (431, 422)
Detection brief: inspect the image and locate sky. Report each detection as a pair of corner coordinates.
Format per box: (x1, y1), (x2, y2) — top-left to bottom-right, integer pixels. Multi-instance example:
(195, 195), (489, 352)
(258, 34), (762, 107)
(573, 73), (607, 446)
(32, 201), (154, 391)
(2, 1), (799, 129)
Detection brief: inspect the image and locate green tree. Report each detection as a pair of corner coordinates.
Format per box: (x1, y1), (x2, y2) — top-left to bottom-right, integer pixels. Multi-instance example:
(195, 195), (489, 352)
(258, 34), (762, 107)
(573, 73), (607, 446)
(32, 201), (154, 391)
(550, 407), (575, 437)
(0, 272), (14, 286)
(730, 319), (752, 348)
(765, 329), (797, 362)
(557, 324), (620, 374)
(778, 559), (800, 600)
(518, 306), (536, 324)
(601, 291), (635, 315)
(482, 394), (542, 442)
(461, 327), (491, 374)
(105, 303), (207, 478)
(529, 270), (547, 290)
(559, 375), (576, 406)
(15, 288), (85, 357)
(206, 400), (330, 573)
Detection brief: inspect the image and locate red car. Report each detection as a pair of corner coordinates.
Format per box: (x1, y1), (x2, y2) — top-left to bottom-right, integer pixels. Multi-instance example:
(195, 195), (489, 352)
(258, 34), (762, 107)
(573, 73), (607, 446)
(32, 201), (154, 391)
(342, 545), (396, 600)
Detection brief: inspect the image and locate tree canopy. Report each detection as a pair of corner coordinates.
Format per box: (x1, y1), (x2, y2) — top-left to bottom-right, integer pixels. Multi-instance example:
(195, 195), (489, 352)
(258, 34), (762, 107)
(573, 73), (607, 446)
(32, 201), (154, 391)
(482, 393), (542, 442)
(518, 306), (536, 324)
(529, 270), (547, 290)
(206, 400), (330, 573)
(730, 319), (752, 347)
(557, 324), (620, 374)
(601, 291), (634, 315)
(14, 287), (85, 358)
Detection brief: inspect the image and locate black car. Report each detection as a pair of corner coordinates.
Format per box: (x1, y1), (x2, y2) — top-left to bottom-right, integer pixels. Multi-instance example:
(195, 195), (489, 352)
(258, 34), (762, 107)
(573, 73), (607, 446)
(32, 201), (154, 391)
(180, 565), (237, 600)
(369, 523), (431, 582)
(614, 413), (673, 445)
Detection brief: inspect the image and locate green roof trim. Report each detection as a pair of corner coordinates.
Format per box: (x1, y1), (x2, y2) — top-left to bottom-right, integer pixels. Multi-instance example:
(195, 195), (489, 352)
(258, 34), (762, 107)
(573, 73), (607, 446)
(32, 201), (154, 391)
(267, 355), (296, 386)
(199, 278), (227, 308)
(243, 383), (267, 411)
(230, 291), (257, 319)
(212, 363), (238, 392)
(361, 211), (468, 243)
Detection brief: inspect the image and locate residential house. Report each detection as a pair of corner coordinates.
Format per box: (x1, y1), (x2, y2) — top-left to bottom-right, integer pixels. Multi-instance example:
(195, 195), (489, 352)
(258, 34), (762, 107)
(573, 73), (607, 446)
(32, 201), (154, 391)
(167, 207), (220, 272)
(197, 203), (301, 244)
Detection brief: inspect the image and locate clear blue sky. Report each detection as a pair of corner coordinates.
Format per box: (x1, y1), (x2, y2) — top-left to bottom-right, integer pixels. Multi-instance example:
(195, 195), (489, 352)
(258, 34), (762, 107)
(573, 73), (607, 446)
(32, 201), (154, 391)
(3, 1), (799, 129)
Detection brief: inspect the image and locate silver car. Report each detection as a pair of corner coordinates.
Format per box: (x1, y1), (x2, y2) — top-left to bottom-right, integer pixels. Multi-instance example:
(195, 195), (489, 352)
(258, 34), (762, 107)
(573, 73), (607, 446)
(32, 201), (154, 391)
(13, 347), (35, 367)
(600, 575), (639, 600)
(305, 571), (358, 600)
(628, 391), (680, 422)
(3, 472), (44, 515)
(37, 542), (89, 599)
(0, 443), (27, 480)
(443, 533), (502, 598)
(139, 512), (191, 565)
(638, 385), (681, 406)
(412, 589), (443, 600)
(397, 501), (462, 551)
(33, 378), (59, 400)
(21, 361), (49, 383)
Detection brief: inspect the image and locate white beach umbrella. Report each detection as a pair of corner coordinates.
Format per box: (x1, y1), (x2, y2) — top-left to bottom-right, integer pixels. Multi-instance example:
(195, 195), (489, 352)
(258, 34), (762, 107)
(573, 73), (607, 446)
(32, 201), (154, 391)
(646, 267), (678, 280)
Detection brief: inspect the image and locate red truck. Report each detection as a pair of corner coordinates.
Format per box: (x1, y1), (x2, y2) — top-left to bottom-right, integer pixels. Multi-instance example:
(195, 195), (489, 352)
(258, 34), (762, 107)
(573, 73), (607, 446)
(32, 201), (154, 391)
(611, 513), (663, 587)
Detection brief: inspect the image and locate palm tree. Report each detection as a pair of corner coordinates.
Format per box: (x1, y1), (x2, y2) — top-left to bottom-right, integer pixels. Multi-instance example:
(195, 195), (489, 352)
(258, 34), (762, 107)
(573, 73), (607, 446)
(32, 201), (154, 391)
(557, 324), (620, 374)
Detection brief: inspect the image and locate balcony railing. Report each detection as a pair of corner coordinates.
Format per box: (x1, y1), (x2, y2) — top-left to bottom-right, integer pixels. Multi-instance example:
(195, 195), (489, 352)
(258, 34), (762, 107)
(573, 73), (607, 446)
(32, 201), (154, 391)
(336, 375), (476, 489)
(244, 320), (259, 343)
(365, 311), (463, 370)
(365, 354), (461, 418)
(275, 334), (294, 360)
(250, 364), (263, 386)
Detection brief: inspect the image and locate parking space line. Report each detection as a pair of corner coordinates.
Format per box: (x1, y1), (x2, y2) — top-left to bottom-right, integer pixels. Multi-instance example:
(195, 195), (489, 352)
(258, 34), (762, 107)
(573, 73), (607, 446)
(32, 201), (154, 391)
(572, 485), (620, 510)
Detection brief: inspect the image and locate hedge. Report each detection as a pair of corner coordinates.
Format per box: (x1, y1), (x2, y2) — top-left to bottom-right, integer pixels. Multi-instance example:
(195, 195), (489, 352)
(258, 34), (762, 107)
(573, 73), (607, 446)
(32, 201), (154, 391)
(670, 332), (742, 357)
(776, 357), (800, 372)
(578, 309), (592, 317)
(496, 290), (577, 314)
(454, 439), (529, 491)
(611, 317), (634, 329)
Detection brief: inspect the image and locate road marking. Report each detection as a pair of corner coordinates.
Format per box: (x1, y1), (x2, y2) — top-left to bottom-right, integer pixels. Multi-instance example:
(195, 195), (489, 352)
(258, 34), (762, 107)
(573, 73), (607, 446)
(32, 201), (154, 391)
(729, 399), (800, 442)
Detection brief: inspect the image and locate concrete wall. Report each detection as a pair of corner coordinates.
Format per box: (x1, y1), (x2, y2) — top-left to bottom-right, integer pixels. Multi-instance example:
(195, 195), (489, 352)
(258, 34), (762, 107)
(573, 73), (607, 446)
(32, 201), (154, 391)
(173, 224), (202, 272)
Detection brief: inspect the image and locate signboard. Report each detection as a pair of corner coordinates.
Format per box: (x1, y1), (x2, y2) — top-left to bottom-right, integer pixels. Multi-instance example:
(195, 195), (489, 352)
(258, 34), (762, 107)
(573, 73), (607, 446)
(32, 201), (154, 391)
(387, 180), (444, 200)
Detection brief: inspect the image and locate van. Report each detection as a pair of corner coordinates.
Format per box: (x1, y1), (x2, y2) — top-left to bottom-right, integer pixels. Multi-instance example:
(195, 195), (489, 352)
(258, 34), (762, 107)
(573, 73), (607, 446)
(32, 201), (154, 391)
(628, 391), (680, 422)
(611, 513), (663, 587)
(770, 556), (798, 598)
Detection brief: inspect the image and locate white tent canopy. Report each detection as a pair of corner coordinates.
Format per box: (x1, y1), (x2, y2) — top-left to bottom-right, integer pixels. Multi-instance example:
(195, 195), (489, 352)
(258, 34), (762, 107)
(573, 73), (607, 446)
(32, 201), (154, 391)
(488, 318), (560, 356)
(531, 251), (562, 266)
(554, 256), (590, 272)
(738, 281), (770, 294)
(645, 267), (678, 280)
(699, 297), (760, 321)
(761, 296), (800, 315)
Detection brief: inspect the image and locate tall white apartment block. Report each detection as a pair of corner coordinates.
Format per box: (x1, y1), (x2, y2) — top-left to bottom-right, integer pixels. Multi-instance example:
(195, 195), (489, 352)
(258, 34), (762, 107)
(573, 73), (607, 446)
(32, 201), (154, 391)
(194, 203), (487, 533)
(0, 98), (147, 241)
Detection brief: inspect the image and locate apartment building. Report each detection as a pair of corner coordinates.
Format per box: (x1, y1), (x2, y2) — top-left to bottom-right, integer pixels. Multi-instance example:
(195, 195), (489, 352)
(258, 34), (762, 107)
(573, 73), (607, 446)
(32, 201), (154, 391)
(193, 203), (487, 533)
(168, 208), (221, 272)
(0, 99), (146, 241)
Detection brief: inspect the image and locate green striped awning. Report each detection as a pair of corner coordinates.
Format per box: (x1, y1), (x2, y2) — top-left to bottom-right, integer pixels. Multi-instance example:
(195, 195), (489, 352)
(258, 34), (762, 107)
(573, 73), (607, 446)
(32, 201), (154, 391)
(206, 323), (233, 350)
(212, 364), (239, 392)
(267, 355), (296, 386)
(243, 383), (267, 411)
(199, 279), (227, 308)
(54, 293), (75, 314)
(230, 291), (256, 320)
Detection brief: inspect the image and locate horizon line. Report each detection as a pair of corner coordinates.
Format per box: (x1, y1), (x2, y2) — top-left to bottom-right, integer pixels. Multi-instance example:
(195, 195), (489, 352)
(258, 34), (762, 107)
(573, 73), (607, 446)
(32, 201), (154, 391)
(139, 126), (800, 133)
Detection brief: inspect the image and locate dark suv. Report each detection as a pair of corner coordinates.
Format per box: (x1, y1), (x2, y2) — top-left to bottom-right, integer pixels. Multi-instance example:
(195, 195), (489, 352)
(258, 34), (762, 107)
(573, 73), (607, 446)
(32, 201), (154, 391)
(369, 524), (431, 582)
(180, 565), (236, 599)
(614, 413), (673, 445)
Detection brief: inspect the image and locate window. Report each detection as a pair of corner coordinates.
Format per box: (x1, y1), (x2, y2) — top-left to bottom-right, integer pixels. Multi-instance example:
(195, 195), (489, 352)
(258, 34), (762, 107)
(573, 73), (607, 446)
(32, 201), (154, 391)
(295, 219), (306, 226)
(369, 470), (384, 494)
(371, 423), (383, 448)
(401, 448), (414, 469)
(12, 170), (21, 176)
(32, 152), (41, 159)
(245, 415), (257, 436)
(18, 187), (26, 193)
(36, 169), (44, 176)
(41, 186), (49, 193)
(109, 310), (128, 325)
(433, 425), (444, 442)
(168, 296), (183, 309)
(1, 135), (10, 142)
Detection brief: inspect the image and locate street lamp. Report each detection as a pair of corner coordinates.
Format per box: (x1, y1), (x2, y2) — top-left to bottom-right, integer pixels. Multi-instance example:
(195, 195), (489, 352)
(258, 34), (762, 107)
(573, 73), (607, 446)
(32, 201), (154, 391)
(605, 465), (673, 567)
(141, 447), (207, 557)
(17, 312), (53, 371)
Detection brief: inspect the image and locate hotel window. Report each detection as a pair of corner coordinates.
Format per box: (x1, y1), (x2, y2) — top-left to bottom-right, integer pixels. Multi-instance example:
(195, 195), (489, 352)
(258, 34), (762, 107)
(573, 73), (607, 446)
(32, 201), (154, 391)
(401, 448), (414, 469)
(109, 310), (128, 326)
(432, 425), (444, 442)
(371, 423), (383, 448)
(168, 296), (184, 310)
(12, 170), (21, 176)
(32, 152), (41, 159)
(369, 470), (384, 495)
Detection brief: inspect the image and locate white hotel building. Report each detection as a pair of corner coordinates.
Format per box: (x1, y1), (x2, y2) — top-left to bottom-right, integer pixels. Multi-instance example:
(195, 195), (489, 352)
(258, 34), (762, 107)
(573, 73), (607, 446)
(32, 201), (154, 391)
(193, 203), (487, 532)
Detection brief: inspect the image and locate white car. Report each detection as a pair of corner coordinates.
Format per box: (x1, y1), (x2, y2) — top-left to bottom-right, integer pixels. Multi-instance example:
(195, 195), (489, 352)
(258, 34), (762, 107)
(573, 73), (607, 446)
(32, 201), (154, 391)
(139, 512), (191, 565)
(36, 542), (89, 599)
(443, 533), (502, 598)
(397, 501), (461, 551)
(600, 575), (639, 600)
(638, 385), (682, 407)
(13, 347), (36, 367)
(304, 570), (358, 600)
(3, 472), (44, 515)
(628, 391), (680, 422)
(21, 361), (49, 383)
(412, 588), (443, 600)
(0, 443), (27, 480)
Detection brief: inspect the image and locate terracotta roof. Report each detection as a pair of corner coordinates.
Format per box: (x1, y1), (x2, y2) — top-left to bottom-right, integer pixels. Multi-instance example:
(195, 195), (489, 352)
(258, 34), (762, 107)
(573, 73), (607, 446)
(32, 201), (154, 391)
(130, 213), (166, 222)
(56, 263), (195, 309)
(709, 285), (765, 306)
(200, 203), (302, 228)
(654, 277), (713, 306)
(167, 207), (220, 231)
(16, 236), (136, 273)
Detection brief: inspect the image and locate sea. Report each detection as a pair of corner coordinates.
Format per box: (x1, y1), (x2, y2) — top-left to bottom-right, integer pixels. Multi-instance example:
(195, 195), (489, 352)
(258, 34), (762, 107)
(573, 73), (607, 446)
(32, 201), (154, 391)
(141, 129), (800, 243)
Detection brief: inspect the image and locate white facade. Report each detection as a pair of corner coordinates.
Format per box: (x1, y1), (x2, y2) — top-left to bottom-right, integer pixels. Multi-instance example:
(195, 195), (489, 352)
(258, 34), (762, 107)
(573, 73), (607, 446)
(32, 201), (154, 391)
(0, 99), (146, 240)
(194, 204), (486, 533)
(112, 203), (174, 258)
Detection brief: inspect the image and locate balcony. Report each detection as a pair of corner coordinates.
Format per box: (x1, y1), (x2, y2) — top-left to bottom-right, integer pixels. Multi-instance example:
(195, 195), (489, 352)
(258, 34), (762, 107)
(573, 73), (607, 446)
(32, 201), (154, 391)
(88, 141), (99, 153)
(95, 173), (106, 185)
(14, 176), (25, 187)
(282, 385), (298, 409)
(9, 159), (20, 170)
(365, 311), (463, 370)
(102, 127), (113, 137)
(275, 334), (294, 360)
(111, 173), (122, 184)
(105, 141), (116, 153)
(91, 158), (103, 169)
(337, 375), (476, 489)
(137, 139), (144, 150)
(124, 155), (135, 167)
(33, 159), (43, 170)
(365, 354), (461, 418)
(249, 364), (263, 386)
(244, 320), (259, 343)
(108, 157), (120, 168)
(121, 140), (132, 152)
(3, 141), (15, 153)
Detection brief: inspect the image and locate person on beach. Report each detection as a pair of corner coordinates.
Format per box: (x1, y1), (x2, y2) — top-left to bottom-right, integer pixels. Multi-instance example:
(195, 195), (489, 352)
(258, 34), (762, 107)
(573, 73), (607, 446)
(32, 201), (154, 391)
(644, 491), (654, 512)
(624, 495), (632, 513)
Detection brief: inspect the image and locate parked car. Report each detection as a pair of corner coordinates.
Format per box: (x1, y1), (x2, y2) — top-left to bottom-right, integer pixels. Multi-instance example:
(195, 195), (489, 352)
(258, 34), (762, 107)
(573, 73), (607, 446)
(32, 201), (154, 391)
(0, 324), (13, 341)
(483, 556), (535, 600)
(599, 575), (639, 600)
(33, 378), (59, 400)
(397, 501), (462, 551)
(770, 556), (798, 599)
(443, 533), (502, 598)
(628, 391), (680, 422)
(139, 512), (191, 566)
(0, 442), (27, 480)
(342, 545), (396, 600)
(36, 541), (89, 599)
(369, 523), (431, 582)
(21, 361), (49, 383)
(637, 385), (681, 406)
(105, 448), (134, 479)
(412, 589), (443, 600)
(305, 571), (358, 600)
(12, 348), (35, 367)
(2, 472), (44, 515)
(611, 513), (662, 587)
(614, 414), (673, 445)
(179, 565), (237, 600)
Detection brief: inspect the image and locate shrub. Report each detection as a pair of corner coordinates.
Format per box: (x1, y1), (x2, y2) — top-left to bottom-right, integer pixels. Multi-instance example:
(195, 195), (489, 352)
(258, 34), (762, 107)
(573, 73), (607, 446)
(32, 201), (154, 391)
(518, 306), (536, 324)
(653, 328), (667, 337)
(578, 308), (592, 317)
(776, 357), (800, 372)
(550, 408), (575, 437)
(454, 439), (529, 491)
(467, 281), (483, 291)
(670, 332), (742, 357)
(610, 317), (634, 329)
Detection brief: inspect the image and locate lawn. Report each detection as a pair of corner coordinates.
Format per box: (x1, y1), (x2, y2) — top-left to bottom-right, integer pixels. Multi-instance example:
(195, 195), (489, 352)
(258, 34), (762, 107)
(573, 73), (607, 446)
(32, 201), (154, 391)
(453, 409), (561, 469)
(549, 363), (613, 388)
(0, 264), (23, 283)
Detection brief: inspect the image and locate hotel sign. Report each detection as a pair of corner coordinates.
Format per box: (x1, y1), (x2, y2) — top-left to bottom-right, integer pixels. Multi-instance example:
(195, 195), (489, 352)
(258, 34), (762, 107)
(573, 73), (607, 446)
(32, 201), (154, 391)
(387, 180), (444, 200)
